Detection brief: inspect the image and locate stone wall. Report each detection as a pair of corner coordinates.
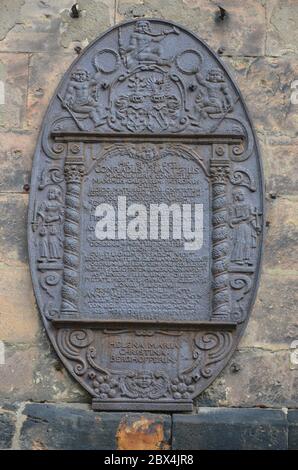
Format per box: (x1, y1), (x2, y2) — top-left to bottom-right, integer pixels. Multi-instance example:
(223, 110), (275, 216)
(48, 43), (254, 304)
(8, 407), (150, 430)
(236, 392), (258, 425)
(0, 0), (297, 449)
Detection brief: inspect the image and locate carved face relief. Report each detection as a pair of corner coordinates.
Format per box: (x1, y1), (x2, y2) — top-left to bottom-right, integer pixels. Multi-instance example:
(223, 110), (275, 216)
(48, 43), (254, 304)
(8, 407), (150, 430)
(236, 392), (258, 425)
(28, 19), (264, 412)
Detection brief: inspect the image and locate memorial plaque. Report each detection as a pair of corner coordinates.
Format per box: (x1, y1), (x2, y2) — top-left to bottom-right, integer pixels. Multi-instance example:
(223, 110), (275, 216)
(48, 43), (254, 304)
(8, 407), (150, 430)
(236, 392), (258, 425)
(28, 19), (264, 411)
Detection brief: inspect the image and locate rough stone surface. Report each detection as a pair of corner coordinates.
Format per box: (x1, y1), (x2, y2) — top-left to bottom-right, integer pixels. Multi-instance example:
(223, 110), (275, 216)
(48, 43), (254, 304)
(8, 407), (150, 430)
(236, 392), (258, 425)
(288, 410), (298, 450)
(242, 272), (297, 349)
(225, 56), (298, 136)
(0, 130), (36, 192)
(0, 0), (297, 450)
(117, 0), (266, 57)
(26, 52), (75, 129)
(0, 1), (25, 42)
(172, 408), (288, 450)
(59, 0), (115, 49)
(195, 349), (297, 409)
(0, 408), (16, 449)
(0, 194), (28, 264)
(0, 403), (297, 449)
(19, 404), (171, 450)
(266, 0), (298, 56)
(0, 53), (28, 129)
(0, 266), (39, 343)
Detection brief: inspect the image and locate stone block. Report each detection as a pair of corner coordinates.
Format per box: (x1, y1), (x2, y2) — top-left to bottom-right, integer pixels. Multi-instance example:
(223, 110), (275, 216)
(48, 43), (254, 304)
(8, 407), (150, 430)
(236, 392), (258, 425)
(195, 348), (297, 409)
(0, 340), (88, 402)
(0, 53), (28, 129)
(59, 0), (115, 50)
(263, 196), (298, 272)
(0, 194), (28, 265)
(19, 404), (171, 450)
(225, 56), (298, 136)
(241, 271), (298, 349)
(0, 130), (36, 192)
(266, 0), (298, 56)
(26, 53), (75, 130)
(172, 408), (288, 450)
(260, 135), (298, 197)
(0, 266), (39, 343)
(0, 408), (16, 449)
(288, 410), (298, 450)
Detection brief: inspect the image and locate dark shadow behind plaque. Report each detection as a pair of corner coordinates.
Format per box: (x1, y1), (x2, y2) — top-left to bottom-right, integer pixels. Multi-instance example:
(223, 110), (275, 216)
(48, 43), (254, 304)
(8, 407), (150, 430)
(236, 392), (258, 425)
(28, 19), (264, 411)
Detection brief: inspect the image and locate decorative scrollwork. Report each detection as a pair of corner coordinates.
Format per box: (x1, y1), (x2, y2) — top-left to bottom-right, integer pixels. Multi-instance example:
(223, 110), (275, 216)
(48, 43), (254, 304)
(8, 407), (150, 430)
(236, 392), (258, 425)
(56, 329), (94, 376)
(195, 331), (233, 378)
(230, 274), (253, 323)
(39, 272), (60, 298)
(229, 169), (256, 192)
(39, 167), (64, 189)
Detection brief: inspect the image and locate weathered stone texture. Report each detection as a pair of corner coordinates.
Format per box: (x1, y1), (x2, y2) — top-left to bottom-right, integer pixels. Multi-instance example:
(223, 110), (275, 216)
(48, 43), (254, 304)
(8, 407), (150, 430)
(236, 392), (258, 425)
(0, 194), (28, 265)
(0, 340), (87, 403)
(0, 266), (39, 343)
(0, 1), (25, 42)
(266, 0), (298, 56)
(0, 408), (16, 449)
(196, 348), (297, 409)
(0, 130), (36, 192)
(59, 0), (115, 49)
(0, 1), (114, 53)
(225, 56), (298, 135)
(288, 410), (298, 450)
(172, 408), (288, 450)
(264, 196), (298, 272)
(1, 402), (297, 450)
(242, 272), (298, 349)
(18, 404), (171, 450)
(0, 53), (28, 129)
(26, 52), (75, 130)
(260, 135), (298, 196)
(117, 0), (266, 56)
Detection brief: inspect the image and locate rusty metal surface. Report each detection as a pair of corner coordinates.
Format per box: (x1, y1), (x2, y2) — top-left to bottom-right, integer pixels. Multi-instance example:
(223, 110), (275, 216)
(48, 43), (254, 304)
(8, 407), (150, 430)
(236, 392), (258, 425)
(28, 19), (264, 411)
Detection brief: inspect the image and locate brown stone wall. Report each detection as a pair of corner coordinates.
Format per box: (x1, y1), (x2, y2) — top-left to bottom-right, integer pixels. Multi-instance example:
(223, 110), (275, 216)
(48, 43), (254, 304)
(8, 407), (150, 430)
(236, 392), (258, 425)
(0, 0), (297, 449)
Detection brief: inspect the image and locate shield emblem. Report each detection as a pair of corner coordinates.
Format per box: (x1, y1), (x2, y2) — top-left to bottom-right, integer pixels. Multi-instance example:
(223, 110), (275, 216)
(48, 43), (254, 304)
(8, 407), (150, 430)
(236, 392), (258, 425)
(28, 19), (264, 411)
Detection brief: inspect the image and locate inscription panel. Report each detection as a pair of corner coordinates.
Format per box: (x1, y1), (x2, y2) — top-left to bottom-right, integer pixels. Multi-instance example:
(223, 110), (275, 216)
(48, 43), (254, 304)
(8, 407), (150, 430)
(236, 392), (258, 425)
(80, 143), (211, 320)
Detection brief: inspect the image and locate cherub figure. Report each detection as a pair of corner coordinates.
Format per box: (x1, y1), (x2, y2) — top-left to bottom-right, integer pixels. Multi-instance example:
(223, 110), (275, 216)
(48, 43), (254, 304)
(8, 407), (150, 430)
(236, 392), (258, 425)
(194, 68), (233, 119)
(63, 69), (102, 126)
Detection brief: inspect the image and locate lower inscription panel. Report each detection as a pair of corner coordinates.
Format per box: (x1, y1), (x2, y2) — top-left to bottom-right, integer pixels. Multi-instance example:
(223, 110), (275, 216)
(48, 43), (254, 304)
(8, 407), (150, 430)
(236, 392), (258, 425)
(55, 325), (234, 411)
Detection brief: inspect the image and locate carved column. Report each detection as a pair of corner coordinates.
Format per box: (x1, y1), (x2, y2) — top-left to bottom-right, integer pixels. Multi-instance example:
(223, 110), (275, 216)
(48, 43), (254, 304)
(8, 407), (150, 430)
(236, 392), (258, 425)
(61, 147), (84, 316)
(210, 144), (231, 321)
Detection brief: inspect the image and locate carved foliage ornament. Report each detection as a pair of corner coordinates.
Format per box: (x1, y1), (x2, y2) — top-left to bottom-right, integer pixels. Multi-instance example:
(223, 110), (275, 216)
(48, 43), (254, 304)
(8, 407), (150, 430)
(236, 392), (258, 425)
(28, 19), (264, 412)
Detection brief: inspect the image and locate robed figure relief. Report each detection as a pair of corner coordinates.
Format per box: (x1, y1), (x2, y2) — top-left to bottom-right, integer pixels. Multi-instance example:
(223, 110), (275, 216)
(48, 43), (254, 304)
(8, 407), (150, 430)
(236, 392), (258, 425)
(229, 189), (261, 266)
(35, 187), (64, 263)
